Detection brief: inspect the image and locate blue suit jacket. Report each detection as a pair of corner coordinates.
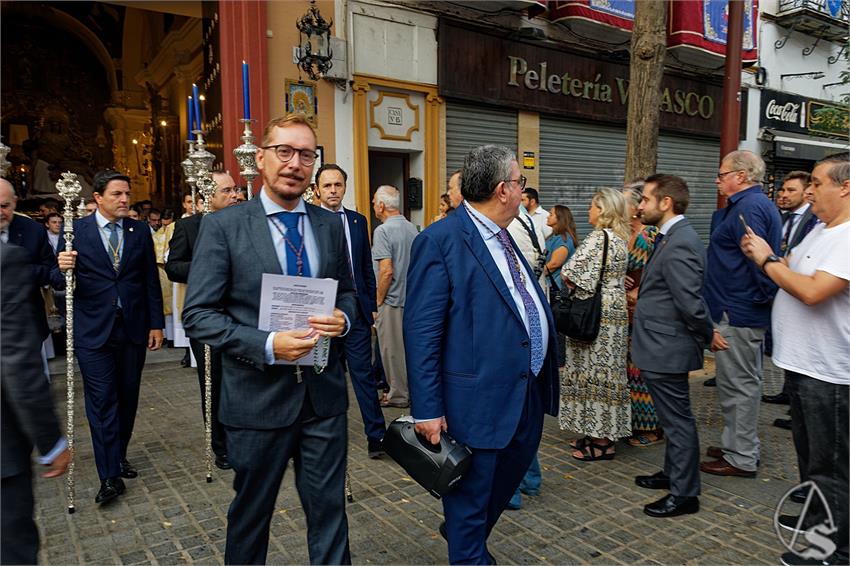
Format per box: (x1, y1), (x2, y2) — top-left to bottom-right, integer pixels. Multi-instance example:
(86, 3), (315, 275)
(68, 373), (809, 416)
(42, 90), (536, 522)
(344, 207), (377, 320)
(403, 205), (559, 450)
(71, 214), (164, 349)
(7, 214), (64, 340)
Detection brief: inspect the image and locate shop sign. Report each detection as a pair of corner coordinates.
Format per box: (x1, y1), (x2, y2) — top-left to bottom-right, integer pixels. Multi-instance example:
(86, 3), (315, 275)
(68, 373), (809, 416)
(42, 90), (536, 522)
(439, 21), (724, 137)
(760, 89), (848, 140)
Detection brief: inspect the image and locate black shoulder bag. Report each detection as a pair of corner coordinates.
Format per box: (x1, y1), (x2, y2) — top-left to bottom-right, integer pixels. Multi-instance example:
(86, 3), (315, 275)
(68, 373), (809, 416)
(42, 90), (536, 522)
(552, 229), (608, 343)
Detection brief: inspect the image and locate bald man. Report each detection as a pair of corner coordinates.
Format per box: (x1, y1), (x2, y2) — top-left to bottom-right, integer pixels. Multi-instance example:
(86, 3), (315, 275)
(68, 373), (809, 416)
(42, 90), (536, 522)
(0, 179), (64, 348)
(165, 171), (239, 469)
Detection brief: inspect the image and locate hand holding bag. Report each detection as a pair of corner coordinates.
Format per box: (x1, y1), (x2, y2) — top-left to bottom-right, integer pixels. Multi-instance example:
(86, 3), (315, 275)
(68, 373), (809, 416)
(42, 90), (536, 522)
(552, 230), (608, 343)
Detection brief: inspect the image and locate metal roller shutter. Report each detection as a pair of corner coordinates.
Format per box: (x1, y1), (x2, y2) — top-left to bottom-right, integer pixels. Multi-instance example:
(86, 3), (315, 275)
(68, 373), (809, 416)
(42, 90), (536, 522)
(539, 117), (626, 238)
(446, 101), (518, 174)
(539, 115), (719, 242)
(656, 133), (719, 242)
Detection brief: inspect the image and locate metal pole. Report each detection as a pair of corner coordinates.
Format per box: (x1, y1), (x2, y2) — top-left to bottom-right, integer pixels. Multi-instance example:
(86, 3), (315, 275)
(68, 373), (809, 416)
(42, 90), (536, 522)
(718, 0), (745, 209)
(56, 172), (82, 513)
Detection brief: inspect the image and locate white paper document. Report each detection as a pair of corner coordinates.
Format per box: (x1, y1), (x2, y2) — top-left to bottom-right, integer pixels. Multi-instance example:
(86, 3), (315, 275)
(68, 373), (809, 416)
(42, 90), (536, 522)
(258, 273), (338, 366)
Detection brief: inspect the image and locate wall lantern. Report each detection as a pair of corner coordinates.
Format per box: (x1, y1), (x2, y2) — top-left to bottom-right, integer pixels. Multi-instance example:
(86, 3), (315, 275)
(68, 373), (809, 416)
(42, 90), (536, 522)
(296, 0), (333, 80)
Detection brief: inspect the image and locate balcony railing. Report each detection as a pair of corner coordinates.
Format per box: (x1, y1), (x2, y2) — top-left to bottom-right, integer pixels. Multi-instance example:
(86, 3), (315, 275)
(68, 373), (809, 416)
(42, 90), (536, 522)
(774, 0), (848, 53)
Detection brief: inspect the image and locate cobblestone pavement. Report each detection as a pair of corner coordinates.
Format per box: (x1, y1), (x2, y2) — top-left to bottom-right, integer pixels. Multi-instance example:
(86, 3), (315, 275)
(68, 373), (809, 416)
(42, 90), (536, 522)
(34, 347), (800, 565)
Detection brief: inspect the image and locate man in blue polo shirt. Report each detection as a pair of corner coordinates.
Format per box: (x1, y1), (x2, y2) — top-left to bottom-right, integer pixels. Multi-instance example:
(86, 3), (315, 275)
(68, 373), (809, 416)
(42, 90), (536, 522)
(701, 150), (782, 478)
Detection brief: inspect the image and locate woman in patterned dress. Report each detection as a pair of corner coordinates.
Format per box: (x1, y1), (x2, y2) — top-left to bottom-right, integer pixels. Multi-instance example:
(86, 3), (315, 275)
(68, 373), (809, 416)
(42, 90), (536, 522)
(559, 188), (631, 461)
(622, 184), (663, 446)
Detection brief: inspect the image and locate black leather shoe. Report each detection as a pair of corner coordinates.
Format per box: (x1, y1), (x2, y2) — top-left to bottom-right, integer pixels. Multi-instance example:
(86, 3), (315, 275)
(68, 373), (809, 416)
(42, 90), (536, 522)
(644, 494), (699, 518)
(367, 438), (385, 459)
(774, 418), (793, 430)
(95, 477), (126, 504)
(762, 393), (790, 404)
(635, 471), (671, 490)
(703, 377), (716, 387)
(119, 459), (138, 479)
(214, 454), (232, 470)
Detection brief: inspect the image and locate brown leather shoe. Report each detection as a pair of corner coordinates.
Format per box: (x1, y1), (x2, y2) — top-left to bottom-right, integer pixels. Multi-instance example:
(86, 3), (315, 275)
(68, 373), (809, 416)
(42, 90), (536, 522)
(706, 446), (723, 459)
(699, 458), (756, 477)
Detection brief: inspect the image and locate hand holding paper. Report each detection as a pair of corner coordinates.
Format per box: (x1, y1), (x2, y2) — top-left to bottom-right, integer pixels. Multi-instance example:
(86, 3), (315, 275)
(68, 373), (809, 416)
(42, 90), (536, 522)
(308, 308), (347, 337)
(273, 329), (320, 362)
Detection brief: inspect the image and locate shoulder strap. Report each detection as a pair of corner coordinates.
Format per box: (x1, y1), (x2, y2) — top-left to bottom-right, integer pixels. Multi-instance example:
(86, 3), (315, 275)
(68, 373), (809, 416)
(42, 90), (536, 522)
(596, 229), (609, 291)
(516, 213), (544, 256)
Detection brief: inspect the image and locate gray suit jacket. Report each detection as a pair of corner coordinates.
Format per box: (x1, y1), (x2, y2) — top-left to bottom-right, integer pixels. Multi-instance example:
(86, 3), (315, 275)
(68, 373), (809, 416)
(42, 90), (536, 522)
(182, 196), (357, 429)
(631, 218), (714, 375)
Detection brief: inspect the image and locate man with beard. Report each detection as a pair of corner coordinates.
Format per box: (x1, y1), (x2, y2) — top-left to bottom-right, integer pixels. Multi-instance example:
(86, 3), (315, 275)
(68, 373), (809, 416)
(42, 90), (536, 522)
(182, 114), (356, 565)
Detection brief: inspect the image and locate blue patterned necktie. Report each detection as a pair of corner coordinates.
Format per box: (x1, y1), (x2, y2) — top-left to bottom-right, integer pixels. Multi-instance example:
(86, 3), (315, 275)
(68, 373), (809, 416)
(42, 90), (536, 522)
(107, 222), (120, 271)
(495, 229), (544, 375)
(276, 212), (311, 277)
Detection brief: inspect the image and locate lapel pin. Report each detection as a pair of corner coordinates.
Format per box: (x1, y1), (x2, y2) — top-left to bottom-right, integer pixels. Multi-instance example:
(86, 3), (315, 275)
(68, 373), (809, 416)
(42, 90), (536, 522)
(129, 227), (134, 232)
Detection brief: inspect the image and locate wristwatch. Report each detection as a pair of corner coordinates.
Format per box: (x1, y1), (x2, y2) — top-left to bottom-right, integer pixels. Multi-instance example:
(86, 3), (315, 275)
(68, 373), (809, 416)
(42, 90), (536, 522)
(762, 254), (781, 270)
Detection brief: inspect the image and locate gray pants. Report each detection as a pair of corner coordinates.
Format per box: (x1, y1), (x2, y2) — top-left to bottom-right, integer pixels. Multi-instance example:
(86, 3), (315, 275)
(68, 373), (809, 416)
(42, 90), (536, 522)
(376, 304), (408, 404)
(715, 313), (766, 472)
(644, 371), (701, 497)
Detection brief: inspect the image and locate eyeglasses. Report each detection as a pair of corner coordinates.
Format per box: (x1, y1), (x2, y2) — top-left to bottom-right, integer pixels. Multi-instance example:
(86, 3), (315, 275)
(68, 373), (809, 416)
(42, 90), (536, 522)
(505, 175), (527, 190)
(717, 170), (742, 180)
(261, 144), (318, 166)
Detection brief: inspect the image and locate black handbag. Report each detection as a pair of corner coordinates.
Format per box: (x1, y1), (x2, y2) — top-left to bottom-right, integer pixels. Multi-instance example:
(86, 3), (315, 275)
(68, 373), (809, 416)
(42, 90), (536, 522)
(552, 229), (609, 343)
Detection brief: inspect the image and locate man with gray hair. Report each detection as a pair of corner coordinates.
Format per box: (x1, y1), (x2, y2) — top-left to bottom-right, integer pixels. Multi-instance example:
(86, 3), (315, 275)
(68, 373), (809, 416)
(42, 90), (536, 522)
(404, 145), (559, 563)
(701, 150), (782, 478)
(371, 185), (418, 408)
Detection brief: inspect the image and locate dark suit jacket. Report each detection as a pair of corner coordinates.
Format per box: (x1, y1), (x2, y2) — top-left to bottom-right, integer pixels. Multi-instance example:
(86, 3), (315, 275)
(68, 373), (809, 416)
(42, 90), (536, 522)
(403, 204), (560, 450)
(1, 243), (62, 478)
(631, 218), (714, 374)
(71, 214), (164, 349)
(182, 196), (357, 430)
(786, 205), (818, 253)
(164, 213), (202, 284)
(6, 214), (64, 340)
(344, 207), (377, 319)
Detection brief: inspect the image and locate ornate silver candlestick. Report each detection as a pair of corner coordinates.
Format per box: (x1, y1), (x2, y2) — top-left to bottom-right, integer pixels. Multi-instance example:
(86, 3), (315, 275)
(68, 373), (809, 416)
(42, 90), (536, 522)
(193, 142), (217, 483)
(182, 141), (197, 214)
(56, 171), (83, 514)
(233, 119), (259, 200)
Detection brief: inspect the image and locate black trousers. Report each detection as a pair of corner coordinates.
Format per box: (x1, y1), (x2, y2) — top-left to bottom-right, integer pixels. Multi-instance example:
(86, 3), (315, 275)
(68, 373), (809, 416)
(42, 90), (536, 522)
(1, 471), (37, 565)
(189, 339), (226, 458)
(223, 412), (351, 565)
(787, 370), (848, 561)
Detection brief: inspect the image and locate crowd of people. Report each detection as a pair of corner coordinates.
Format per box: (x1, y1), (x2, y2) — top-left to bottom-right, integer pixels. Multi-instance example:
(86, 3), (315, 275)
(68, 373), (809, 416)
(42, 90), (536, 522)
(1, 113), (847, 566)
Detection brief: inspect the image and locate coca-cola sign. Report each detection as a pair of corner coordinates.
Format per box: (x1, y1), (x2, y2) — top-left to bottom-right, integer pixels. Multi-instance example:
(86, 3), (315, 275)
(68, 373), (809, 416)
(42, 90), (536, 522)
(759, 89), (808, 135)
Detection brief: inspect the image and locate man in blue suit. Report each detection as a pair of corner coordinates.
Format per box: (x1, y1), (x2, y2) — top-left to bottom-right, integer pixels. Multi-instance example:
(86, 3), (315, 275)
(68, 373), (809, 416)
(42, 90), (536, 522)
(404, 145), (559, 564)
(314, 163), (386, 458)
(58, 170), (164, 505)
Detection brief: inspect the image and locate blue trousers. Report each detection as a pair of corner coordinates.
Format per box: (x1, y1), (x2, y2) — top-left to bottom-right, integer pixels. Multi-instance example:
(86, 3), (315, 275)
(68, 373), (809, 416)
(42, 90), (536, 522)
(344, 312), (385, 442)
(76, 314), (145, 480)
(442, 376), (543, 564)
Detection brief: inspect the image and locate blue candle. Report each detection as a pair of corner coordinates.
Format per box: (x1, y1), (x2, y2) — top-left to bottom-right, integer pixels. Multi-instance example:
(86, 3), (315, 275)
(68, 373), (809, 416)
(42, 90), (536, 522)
(192, 83), (201, 131)
(187, 96), (195, 140)
(242, 60), (251, 120)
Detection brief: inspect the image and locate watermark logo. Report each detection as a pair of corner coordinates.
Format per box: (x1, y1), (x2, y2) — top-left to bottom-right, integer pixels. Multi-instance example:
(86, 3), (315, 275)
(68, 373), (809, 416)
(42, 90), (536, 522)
(774, 480), (837, 561)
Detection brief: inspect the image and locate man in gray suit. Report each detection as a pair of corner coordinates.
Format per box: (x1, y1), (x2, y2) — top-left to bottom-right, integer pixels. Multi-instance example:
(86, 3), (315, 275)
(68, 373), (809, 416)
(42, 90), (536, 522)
(182, 114), (357, 565)
(631, 174), (714, 518)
